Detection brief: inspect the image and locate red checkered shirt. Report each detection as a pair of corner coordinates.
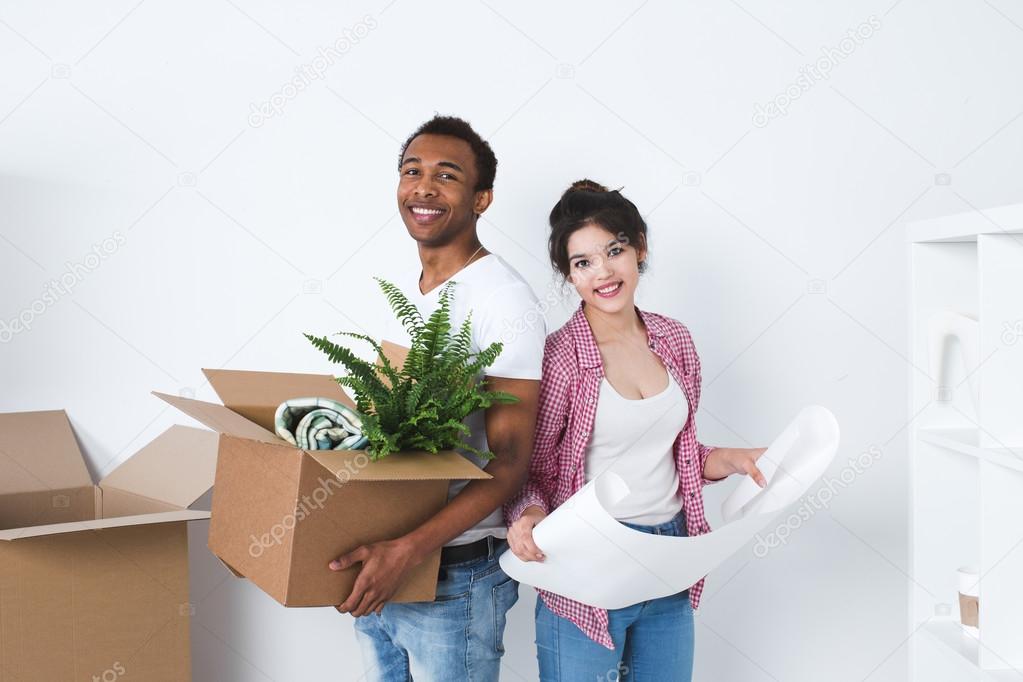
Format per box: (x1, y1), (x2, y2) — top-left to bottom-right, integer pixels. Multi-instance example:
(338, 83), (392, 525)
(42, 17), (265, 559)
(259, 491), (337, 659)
(505, 301), (719, 649)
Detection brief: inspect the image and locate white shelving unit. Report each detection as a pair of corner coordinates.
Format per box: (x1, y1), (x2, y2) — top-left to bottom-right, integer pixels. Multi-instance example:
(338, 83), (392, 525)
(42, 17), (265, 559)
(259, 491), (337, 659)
(908, 206), (1023, 679)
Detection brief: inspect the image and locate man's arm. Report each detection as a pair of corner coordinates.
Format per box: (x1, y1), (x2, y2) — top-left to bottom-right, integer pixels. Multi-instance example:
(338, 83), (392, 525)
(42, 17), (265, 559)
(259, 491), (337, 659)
(332, 375), (539, 616)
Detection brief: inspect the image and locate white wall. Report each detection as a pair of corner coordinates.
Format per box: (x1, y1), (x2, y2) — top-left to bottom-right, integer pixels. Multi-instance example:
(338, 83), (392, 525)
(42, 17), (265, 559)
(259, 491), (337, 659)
(2, 1), (1022, 680)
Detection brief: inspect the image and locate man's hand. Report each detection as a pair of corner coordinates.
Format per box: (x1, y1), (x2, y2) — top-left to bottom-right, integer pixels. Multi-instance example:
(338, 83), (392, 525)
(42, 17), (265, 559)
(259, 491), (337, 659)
(507, 505), (546, 562)
(331, 537), (419, 617)
(331, 375), (538, 617)
(703, 447), (769, 487)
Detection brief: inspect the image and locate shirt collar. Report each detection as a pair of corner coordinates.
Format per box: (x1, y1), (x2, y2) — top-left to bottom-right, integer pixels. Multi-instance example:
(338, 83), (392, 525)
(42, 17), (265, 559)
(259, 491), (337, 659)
(567, 300), (668, 370)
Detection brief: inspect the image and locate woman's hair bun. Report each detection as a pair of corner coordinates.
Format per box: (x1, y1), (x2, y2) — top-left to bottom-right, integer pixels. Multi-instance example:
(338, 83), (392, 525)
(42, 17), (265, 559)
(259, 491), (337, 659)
(568, 178), (608, 193)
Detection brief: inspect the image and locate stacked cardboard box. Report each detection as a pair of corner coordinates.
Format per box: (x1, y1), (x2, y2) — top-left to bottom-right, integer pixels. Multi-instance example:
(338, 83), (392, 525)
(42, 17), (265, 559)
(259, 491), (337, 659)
(0, 410), (217, 681)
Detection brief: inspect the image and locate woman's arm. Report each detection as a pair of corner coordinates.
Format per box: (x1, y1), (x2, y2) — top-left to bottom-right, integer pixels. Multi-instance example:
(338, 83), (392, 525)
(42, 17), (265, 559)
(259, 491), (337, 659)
(504, 340), (573, 562)
(504, 338), (572, 523)
(703, 446), (768, 486)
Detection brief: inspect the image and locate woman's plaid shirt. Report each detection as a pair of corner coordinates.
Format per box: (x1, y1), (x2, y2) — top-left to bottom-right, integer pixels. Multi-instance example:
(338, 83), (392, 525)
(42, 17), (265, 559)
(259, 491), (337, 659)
(505, 301), (718, 649)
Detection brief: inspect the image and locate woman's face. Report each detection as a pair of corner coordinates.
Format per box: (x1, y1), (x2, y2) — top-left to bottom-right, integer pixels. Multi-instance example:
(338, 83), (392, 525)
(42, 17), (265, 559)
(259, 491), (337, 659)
(565, 222), (645, 315)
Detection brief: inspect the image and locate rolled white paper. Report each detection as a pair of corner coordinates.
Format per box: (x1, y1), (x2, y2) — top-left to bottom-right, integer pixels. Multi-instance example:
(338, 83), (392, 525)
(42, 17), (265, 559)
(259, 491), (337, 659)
(501, 406), (841, 609)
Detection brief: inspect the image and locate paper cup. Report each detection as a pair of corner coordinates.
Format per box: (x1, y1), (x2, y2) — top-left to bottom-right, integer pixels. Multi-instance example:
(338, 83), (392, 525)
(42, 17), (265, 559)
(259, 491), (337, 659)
(957, 566), (980, 636)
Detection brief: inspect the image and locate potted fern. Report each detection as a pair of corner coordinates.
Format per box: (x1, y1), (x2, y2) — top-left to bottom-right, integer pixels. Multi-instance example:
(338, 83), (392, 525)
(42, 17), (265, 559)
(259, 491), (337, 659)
(305, 277), (518, 461)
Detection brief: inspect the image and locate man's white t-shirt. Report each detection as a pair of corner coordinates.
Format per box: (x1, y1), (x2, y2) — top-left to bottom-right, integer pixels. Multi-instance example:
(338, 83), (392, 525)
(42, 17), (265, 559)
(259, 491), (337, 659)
(382, 253), (545, 546)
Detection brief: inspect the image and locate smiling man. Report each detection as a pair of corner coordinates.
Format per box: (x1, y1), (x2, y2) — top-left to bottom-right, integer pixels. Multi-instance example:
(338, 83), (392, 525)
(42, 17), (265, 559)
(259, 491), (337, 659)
(330, 115), (544, 681)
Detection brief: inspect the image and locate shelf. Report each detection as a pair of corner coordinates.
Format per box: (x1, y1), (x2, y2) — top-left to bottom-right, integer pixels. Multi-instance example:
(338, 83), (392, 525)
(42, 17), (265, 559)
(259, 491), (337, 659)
(910, 205), (1023, 680)
(918, 428), (1023, 474)
(921, 620), (1023, 679)
(907, 204), (1023, 243)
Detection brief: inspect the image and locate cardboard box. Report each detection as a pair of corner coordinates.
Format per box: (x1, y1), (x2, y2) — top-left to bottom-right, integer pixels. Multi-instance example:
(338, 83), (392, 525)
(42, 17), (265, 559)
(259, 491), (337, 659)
(153, 342), (490, 608)
(0, 409), (218, 681)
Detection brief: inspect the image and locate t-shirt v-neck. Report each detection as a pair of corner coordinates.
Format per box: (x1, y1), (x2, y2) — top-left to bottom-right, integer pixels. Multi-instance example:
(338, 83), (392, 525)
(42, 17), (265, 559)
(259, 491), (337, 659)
(414, 253), (494, 297)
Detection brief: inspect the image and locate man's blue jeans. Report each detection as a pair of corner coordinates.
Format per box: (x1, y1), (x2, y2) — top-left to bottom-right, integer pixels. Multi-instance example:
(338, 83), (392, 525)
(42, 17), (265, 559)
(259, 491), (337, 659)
(535, 511), (694, 681)
(354, 538), (519, 681)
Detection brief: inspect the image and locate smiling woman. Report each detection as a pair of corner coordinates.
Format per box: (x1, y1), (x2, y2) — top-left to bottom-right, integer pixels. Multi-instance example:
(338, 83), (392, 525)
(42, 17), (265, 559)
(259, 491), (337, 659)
(504, 179), (769, 682)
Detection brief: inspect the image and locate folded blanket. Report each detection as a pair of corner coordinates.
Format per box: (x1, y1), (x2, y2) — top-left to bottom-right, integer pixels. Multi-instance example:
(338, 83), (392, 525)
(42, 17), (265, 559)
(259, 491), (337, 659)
(274, 397), (368, 450)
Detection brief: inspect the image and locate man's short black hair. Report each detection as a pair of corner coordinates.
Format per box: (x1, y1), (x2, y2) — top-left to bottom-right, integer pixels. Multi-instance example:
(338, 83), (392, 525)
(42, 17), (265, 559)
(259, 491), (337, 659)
(399, 115), (497, 192)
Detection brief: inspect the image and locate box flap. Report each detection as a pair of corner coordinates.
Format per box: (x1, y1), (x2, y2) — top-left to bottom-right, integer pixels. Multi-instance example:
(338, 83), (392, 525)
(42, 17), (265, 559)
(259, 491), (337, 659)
(215, 555), (245, 578)
(378, 340), (409, 384)
(99, 425), (220, 509)
(99, 486), (181, 518)
(151, 392), (285, 445)
(307, 449), (491, 482)
(0, 509), (210, 541)
(0, 410), (93, 495)
(202, 368), (356, 433)
(380, 339), (409, 368)
(0, 486), (98, 531)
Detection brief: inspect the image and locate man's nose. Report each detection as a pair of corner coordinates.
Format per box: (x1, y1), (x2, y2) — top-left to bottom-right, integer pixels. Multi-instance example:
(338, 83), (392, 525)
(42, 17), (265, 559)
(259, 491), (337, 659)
(414, 175), (436, 197)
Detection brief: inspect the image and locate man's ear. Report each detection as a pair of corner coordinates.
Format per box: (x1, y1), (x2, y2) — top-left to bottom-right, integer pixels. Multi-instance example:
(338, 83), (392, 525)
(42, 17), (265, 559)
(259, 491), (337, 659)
(473, 189), (494, 217)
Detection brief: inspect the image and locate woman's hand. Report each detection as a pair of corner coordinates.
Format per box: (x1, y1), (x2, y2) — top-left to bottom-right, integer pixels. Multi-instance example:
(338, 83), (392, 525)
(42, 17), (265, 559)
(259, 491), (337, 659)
(508, 506), (547, 562)
(703, 447), (769, 487)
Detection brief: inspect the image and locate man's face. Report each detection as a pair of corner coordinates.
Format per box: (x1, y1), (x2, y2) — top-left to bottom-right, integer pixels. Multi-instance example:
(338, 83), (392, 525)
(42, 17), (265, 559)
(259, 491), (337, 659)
(397, 134), (491, 246)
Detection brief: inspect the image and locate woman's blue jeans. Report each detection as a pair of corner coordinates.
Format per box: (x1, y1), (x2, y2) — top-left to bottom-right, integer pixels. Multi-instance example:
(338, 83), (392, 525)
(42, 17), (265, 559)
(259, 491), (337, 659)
(535, 510), (694, 682)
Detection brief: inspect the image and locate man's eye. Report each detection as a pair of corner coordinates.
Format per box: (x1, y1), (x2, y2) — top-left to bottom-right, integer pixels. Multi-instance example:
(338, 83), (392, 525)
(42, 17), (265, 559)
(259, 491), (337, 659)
(439, 173), (455, 180)
(403, 168), (419, 176)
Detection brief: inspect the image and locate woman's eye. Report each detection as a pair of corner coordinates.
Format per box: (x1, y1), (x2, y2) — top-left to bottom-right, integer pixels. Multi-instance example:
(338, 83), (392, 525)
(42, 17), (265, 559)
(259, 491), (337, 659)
(608, 246), (623, 257)
(574, 260), (589, 269)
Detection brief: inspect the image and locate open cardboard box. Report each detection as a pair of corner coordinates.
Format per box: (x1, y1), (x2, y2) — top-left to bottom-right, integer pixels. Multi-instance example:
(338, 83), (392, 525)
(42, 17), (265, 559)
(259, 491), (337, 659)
(0, 409), (218, 681)
(153, 341), (491, 608)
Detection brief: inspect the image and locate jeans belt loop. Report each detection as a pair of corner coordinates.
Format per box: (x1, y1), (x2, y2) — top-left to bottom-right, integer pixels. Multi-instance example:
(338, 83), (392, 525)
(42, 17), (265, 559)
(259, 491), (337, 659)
(486, 535), (495, 560)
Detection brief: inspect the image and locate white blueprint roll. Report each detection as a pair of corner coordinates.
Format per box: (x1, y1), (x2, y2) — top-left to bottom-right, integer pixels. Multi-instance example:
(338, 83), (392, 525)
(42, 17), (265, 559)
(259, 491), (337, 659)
(500, 406), (841, 609)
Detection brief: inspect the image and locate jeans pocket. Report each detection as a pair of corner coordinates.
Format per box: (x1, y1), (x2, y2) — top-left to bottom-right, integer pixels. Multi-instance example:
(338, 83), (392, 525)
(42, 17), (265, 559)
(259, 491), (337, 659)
(491, 575), (519, 654)
(433, 590), (470, 603)
(433, 562), (472, 603)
